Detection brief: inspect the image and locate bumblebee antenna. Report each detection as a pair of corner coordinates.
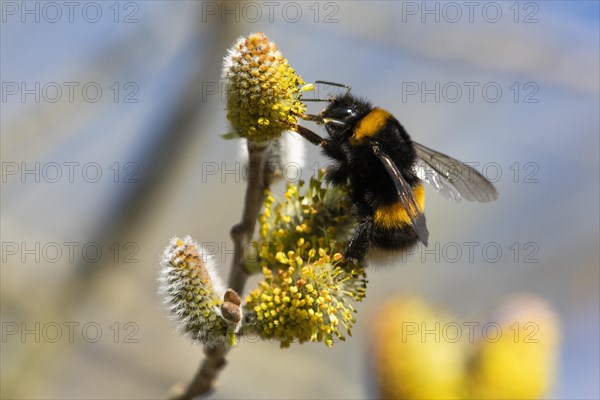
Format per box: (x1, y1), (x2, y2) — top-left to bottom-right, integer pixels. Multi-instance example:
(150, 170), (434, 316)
(314, 80), (351, 95)
(302, 80), (351, 102)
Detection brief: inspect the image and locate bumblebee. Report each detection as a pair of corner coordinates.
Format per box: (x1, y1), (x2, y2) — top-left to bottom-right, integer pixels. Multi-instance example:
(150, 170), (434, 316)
(294, 81), (498, 264)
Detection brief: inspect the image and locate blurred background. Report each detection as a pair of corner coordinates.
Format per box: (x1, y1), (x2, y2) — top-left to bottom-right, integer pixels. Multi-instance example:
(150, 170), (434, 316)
(1, 1), (598, 399)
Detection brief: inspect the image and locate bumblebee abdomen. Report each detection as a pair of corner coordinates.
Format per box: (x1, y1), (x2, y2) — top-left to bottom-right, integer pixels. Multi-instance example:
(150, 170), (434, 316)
(373, 184), (425, 228)
(371, 184), (426, 249)
(371, 224), (421, 250)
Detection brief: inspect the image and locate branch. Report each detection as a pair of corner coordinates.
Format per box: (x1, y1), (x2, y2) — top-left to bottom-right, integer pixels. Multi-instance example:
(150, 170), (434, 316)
(175, 142), (269, 399)
(173, 345), (227, 400)
(229, 142), (269, 294)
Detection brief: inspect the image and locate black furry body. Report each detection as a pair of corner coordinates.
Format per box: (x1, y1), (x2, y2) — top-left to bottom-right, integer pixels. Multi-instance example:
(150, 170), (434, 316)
(318, 94), (426, 262)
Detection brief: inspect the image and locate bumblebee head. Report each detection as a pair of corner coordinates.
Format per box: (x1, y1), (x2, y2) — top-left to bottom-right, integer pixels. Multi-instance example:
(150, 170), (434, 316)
(320, 94), (372, 141)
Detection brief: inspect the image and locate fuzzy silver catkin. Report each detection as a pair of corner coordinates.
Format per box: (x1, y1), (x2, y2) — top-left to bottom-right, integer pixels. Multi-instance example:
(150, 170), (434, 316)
(158, 236), (229, 347)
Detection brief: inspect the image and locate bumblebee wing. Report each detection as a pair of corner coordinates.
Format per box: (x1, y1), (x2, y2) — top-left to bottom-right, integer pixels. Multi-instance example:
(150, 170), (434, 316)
(371, 143), (429, 246)
(413, 142), (498, 203)
(413, 158), (463, 202)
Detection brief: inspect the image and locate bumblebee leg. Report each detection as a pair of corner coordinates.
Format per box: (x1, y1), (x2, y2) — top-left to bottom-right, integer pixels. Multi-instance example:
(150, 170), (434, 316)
(343, 218), (373, 265)
(293, 125), (347, 161)
(300, 113), (324, 123)
(319, 139), (351, 184)
(293, 125), (324, 146)
(325, 163), (350, 185)
(320, 138), (347, 161)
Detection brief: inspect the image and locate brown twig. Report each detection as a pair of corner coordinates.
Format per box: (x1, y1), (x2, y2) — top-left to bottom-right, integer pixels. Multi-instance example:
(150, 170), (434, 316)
(176, 142), (269, 399)
(229, 142), (269, 294)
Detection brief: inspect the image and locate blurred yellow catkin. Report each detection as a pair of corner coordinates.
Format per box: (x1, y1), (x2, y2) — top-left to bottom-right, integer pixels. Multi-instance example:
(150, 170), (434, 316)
(370, 297), (467, 399)
(370, 295), (560, 399)
(468, 295), (561, 399)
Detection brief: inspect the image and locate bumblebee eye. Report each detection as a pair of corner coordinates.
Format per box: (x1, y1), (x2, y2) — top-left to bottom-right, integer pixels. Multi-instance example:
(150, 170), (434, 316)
(346, 108), (354, 116)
